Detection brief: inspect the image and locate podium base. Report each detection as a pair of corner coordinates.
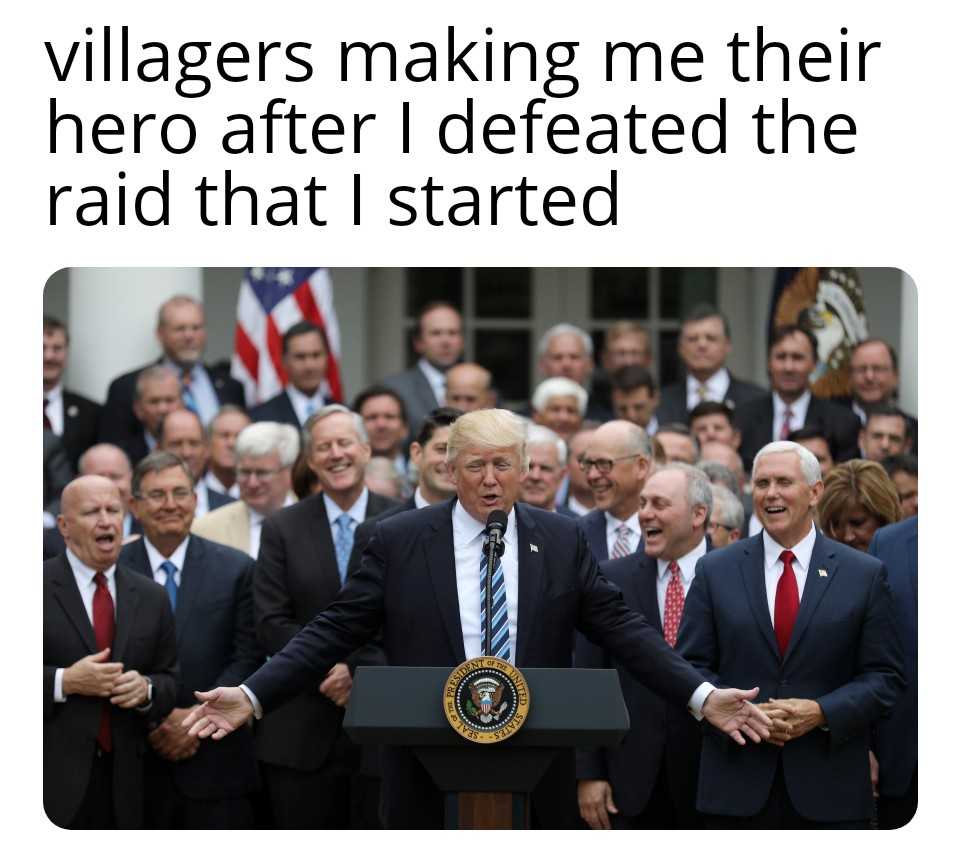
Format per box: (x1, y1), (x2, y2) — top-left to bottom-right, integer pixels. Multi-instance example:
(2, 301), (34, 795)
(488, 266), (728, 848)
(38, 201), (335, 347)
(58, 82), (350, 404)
(445, 792), (529, 829)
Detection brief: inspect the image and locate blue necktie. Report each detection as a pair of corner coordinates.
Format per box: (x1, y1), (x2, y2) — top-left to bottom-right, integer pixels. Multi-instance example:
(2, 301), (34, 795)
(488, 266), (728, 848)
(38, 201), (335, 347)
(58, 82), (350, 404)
(180, 368), (199, 415)
(480, 541), (510, 661)
(334, 514), (354, 584)
(159, 559), (178, 611)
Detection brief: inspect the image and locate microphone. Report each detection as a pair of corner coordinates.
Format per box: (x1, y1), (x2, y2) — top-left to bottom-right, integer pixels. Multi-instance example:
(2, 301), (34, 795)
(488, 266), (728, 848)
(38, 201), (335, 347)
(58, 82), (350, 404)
(482, 510), (508, 657)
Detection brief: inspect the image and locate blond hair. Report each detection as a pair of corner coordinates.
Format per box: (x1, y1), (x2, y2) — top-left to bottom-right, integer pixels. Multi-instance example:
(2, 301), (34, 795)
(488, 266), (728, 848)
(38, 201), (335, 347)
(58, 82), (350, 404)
(446, 409), (528, 470)
(818, 459), (902, 538)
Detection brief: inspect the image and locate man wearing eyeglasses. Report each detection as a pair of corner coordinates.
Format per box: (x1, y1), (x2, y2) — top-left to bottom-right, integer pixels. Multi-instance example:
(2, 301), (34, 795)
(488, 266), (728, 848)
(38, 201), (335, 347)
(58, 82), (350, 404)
(577, 420), (652, 562)
(121, 450), (263, 827)
(192, 422), (299, 557)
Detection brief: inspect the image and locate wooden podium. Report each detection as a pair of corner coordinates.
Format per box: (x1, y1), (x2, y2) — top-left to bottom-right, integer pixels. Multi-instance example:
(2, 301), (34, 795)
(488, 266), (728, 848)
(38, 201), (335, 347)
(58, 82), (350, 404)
(343, 666), (629, 829)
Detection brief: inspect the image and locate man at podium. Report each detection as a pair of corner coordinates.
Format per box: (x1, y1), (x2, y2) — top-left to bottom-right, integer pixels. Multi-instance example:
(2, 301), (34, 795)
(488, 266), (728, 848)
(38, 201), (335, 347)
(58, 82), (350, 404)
(185, 409), (771, 828)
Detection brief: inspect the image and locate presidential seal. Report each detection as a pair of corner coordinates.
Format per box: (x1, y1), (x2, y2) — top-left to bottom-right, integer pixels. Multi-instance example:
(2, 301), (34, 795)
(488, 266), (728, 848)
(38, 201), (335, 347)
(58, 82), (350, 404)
(443, 657), (530, 744)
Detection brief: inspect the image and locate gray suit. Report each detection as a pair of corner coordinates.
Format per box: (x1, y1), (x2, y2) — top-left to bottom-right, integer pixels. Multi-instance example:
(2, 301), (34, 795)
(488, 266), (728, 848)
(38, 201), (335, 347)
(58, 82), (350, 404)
(381, 366), (439, 438)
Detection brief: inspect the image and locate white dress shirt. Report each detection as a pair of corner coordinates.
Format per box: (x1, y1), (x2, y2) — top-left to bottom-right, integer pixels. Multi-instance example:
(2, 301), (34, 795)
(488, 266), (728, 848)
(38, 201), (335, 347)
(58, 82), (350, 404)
(53, 550), (118, 702)
(417, 358), (447, 406)
(286, 384), (326, 427)
(143, 535), (189, 589)
(162, 359), (220, 426)
(194, 482), (214, 518)
(686, 369), (731, 411)
(566, 495), (593, 517)
(656, 537), (707, 623)
(605, 512), (642, 557)
(771, 390), (812, 441)
(762, 524), (817, 623)
(248, 494), (297, 558)
(324, 487), (369, 536)
(453, 501), (519, 663)
(413, 487), (432, 509)
(44, 384), (64, 435)
(204, 471), (240, 499)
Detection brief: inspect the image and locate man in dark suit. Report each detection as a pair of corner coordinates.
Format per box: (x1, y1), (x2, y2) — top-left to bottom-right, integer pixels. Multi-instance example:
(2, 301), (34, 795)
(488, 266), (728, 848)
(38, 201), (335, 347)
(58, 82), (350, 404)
(185, 409), (772, 829)
(734, 325), (862, 473)
(44, 476), (178, 828)
(100, 295), (245, 450)
(840, 338), (918, 448)
(120, 451), (263, 828)
(382, 302), (464, 437)
(656, 305), (764, 426)
(44, 315), (101, 471)
(346, 407), (463, 577)
(253, 404), (397, 828)
(576, 463), (712, 829)
(577, 420), (652, 561)
(250, 321), (336, 428)
(119, 366), (184, 468)
(677, 440), (905, 828)
(158, 409), (233, 517)
(868, 516), (917, 829)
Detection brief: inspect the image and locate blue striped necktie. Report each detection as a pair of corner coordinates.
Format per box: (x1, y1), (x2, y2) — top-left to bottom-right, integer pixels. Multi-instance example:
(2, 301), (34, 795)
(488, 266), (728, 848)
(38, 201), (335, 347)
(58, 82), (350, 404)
(159, 559), (178, 611)
(334, 513), (354, 584)
(480, 541), (510, 661)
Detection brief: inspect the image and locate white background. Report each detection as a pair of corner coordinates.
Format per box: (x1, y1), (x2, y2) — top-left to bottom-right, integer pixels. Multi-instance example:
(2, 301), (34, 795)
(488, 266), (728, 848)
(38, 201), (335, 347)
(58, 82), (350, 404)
(7, 0), (952, 845)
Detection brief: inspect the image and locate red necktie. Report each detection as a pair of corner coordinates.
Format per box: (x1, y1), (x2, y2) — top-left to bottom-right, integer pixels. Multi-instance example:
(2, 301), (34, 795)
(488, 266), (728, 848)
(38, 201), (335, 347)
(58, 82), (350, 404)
(93, 572), (115, 752)
(779, 406), (794, 440)
(662, 561), (685, 648)
(43, 397), (52, 431)
(773, 550), (799, 657)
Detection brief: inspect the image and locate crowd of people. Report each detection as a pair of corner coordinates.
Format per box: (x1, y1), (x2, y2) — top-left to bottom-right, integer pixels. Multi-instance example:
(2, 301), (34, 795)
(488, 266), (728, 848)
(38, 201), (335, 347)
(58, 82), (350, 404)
(42, 293), (918, 830)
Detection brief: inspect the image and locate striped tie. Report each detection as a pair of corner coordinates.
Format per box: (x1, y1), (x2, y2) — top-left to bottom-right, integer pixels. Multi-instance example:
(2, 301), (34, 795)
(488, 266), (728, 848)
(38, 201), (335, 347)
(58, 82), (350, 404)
(480, 542), (510, 661)
(611, 524), (632, 559)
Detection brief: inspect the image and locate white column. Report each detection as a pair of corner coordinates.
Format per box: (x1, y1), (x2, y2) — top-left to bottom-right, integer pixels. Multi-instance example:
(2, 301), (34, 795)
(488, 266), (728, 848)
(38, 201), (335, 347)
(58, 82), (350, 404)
(899, 271), (918, 415)
(67, 268), (202, 402)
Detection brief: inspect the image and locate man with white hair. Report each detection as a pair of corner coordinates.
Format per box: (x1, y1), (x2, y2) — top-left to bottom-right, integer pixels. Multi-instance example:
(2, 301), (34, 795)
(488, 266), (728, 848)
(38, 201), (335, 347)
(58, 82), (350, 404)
(577, 464), (713, 829)
(521, 424), (573, 515)
(537, 323), (612, 422)
(677, 440), (905, 828)
(531, 376), (588, 441)
(184, 408), (774, 829)
(191, 421), (299, 557)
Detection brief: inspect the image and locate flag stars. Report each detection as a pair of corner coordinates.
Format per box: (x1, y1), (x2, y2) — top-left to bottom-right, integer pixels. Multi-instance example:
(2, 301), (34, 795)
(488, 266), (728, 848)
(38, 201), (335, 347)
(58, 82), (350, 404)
(276, 269), (295, 286)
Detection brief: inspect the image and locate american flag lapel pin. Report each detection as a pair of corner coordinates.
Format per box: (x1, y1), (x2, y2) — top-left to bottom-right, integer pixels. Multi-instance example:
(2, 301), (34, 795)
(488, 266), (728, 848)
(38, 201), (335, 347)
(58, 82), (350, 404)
(530, 543), (539, 553)
(818, 568), (828, 577)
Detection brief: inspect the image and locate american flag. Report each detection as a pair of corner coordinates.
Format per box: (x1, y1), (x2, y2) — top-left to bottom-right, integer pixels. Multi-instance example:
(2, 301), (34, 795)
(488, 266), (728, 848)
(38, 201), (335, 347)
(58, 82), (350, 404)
(232, 267), (344, 406)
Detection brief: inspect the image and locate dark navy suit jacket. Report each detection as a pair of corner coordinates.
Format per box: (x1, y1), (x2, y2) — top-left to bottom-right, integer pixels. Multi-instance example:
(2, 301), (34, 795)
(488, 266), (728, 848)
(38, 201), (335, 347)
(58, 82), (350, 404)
(121, 534), (264, 799)
(575, 547), (706, 821)
(577, 508), (609, 562)
(868, 516), (917, 797)
(244, 500), (707, 828)
(676, 531), (905, 822)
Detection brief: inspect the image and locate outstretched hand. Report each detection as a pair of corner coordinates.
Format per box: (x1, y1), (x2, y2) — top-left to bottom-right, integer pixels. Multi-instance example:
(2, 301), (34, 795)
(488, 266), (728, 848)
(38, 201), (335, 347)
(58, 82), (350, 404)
(702, 687), (772, 745)
(182, 687), (253, 740)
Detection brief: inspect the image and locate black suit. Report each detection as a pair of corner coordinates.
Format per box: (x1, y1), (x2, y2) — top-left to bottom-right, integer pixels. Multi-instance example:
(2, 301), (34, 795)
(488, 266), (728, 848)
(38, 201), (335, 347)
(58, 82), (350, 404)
(120, 535), (264, 828)
(245, 500), (708, 829)
(100, 360), (245, 449)
(734, 393), (862, 473)
(249, 390), (331, 429)
(253, 490), (397, 828)
(575, 548), (705, 828)
(43, 556), (178, 828)
(59, 390), (102, 471)
(656, 374), (765, 426)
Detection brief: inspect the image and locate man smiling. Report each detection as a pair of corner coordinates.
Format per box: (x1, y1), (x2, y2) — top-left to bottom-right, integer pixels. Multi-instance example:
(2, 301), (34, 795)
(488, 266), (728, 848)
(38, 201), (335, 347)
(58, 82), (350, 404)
(677, 441), (905, 828)
(183, 409), (773, 829)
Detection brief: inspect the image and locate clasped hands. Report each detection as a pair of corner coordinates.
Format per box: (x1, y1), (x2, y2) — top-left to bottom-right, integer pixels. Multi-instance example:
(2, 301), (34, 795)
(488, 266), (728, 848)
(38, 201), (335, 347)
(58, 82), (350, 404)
(148, 707), (201, 762)
(62, 648), (149, 708)
(757, 697), (825, 746)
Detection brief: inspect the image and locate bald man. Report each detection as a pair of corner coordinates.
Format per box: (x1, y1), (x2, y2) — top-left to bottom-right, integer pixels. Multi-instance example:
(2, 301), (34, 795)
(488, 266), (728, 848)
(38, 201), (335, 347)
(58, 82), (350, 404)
(445, 362), (495, 413)
(44, 476), (178, 828)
